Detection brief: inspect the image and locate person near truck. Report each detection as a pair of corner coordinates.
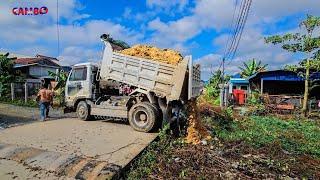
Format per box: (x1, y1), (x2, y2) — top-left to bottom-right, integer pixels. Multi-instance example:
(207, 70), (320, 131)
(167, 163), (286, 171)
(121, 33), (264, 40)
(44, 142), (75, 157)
(37, 84), (53, 121)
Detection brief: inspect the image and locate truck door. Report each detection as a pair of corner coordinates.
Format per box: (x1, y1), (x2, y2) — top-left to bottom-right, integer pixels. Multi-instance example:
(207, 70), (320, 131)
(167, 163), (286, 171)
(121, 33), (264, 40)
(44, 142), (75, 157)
(65, 66), (91, 106)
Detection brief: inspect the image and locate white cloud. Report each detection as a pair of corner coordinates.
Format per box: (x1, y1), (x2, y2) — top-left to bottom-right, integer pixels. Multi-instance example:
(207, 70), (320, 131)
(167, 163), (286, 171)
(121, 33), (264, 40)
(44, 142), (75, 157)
(146, 0), (189, 12)
(0, 1), (143, 66)
(195, 53), (222, 80)
(1, 0), (320, 78)
(58, 46), (101, 66)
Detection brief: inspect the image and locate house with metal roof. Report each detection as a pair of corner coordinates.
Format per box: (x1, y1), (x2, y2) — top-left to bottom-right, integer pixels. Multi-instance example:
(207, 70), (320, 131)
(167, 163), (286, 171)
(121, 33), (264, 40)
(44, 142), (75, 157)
(247, 70), (320, 109)
(14, 54), (61, 83)
(248, 70), (320, 96)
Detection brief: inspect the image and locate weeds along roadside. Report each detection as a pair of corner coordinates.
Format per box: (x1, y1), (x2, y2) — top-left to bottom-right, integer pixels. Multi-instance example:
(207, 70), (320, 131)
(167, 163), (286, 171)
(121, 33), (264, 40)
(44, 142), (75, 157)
(0, 97), (38, 107)
(125, 93), (320, 179)
(124, 124), (181, 179)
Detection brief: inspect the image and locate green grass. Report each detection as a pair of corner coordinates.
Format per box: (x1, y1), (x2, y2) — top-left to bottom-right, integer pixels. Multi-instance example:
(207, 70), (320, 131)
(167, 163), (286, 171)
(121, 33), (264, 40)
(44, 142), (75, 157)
(125, 125), (174, 179)
(216, 116), (320, 157)
(0, 97), (38, 107)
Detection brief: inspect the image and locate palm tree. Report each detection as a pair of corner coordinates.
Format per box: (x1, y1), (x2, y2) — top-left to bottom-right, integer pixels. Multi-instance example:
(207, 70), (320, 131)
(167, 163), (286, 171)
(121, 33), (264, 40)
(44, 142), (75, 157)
(239, 59), (268, 78)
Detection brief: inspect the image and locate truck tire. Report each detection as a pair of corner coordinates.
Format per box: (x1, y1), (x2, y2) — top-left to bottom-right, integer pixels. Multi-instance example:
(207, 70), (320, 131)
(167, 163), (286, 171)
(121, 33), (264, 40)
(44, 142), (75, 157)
(76, 101), (90, 121)
(128, 102), (157, 132)
(149, 103), (162, 129)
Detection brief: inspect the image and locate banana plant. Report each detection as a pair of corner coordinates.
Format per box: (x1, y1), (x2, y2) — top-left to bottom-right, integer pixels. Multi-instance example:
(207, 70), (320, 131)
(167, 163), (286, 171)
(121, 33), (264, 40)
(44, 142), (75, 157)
(239, 58), (268, 78)
(49, 70), (68, 106)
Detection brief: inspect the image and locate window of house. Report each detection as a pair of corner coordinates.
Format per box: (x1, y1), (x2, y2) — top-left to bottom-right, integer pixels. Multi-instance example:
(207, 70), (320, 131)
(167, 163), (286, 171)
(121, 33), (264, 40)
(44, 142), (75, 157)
(69, 67), (87, 81)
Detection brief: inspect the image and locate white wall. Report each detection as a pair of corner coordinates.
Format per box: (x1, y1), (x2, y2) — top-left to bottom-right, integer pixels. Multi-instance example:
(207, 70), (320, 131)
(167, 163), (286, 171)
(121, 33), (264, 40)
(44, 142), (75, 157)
(29, 66), (58, 77)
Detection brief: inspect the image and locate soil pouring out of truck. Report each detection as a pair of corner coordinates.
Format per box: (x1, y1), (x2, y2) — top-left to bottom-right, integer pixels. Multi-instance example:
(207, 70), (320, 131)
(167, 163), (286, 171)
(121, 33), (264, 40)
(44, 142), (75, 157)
(65, 35), (202, 132)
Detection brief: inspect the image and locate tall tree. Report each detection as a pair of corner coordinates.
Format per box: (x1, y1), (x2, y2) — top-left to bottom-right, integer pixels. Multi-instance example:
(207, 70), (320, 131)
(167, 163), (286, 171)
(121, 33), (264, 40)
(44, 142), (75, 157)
(239, 58), (268, 78)
(265, 15), (320, 117)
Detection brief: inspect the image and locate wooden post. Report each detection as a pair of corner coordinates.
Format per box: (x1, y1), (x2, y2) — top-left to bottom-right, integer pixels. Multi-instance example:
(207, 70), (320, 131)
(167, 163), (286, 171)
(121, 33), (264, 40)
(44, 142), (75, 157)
(11, 83), (14, 101)
(260, 78), (264, 95)
(24, 82), (28, 103)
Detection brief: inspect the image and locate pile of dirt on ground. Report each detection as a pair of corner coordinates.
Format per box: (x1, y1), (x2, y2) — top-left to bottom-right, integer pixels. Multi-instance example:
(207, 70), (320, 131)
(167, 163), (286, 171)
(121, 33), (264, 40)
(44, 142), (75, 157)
(118, 45), (183, 65)
(185, 100), (212, 145)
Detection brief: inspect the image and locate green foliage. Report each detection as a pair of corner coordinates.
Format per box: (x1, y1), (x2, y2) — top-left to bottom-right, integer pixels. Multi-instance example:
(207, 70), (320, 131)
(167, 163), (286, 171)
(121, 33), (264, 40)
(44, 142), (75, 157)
(204, 70), (230, 106)
(265, 15), (320, 64)
(49, 70), (68, 106)
(206, 70), (222, 97)
(239, 58), (268, 78)
(216, 116), (320, 157)
(265, 15), (320, 115)
(247, 90), (261, 105)
(126, 125), (173, 179)
(0, 53), (16, 96)
(0, 97), (37, 107)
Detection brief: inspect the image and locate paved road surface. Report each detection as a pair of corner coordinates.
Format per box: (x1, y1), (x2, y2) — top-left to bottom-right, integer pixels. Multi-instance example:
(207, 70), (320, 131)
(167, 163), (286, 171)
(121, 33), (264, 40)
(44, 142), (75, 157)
(0, 104), (157, 179)
(0, 103), (74, 129)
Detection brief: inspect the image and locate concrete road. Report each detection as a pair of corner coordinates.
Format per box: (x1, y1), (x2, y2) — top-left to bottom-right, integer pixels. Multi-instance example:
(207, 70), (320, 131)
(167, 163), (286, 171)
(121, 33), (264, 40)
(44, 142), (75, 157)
(0, 118), (157, 179)
(0, 103), (75, 129)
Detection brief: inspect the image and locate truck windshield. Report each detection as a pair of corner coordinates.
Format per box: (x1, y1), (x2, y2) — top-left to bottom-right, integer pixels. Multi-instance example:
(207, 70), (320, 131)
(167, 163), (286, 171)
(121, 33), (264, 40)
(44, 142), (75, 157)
(69, 67), (87, 81)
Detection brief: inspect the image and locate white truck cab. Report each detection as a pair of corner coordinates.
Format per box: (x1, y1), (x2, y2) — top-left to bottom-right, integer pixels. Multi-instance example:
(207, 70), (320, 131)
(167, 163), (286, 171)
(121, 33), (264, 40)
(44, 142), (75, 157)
(65, 63), (98, 108)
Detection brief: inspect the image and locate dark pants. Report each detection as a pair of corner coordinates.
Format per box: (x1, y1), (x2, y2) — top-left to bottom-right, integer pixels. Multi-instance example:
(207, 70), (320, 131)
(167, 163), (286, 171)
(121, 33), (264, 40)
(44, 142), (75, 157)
(39, 102), (50, 121)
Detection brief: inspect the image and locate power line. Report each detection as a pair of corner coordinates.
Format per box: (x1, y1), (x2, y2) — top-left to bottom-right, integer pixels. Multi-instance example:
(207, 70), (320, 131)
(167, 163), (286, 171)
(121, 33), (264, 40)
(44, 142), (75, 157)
(228, 0), (252, 61)
(220, 0), (252, 85)
(223, 0), (252, 67)
(223, 0), (239, 58)
(225, 0), (246, 59)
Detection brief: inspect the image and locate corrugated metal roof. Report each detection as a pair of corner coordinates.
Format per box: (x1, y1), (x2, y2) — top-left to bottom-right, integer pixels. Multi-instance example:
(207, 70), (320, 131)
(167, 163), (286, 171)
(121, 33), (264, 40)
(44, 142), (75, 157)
(229, 78), (249, 84)
(248, 70), (320, 82)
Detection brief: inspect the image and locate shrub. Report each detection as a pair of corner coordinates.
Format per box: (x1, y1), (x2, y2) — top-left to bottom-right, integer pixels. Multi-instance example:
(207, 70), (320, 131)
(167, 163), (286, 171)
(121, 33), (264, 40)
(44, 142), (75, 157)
(216, 116), (320, 157)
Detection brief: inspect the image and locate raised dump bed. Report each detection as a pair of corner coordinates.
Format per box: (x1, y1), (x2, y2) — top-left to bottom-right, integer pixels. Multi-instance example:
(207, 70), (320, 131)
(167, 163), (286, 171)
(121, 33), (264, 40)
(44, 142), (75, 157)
(100, 41), (202, 101)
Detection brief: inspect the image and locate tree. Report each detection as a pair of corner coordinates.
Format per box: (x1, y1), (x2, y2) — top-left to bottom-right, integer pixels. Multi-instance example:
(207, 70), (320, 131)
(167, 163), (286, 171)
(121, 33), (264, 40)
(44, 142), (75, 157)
(265, 15), (320, 117)
(0, 53), (16, 97)
(239, 58), (268, 78)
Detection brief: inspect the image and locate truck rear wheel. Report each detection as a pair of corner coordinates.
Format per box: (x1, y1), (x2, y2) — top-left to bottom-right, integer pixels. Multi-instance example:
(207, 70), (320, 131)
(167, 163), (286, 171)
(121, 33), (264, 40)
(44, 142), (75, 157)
(129, 102), (158, 132)
(77, 101), (90, 121)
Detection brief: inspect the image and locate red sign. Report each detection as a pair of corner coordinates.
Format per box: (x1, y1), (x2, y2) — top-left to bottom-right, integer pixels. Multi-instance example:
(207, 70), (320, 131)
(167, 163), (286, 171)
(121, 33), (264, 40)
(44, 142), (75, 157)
(12, 7), (48, 16)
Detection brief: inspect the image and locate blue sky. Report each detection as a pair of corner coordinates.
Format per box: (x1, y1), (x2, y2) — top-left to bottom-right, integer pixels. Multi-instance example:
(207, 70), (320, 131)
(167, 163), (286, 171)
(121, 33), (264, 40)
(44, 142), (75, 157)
(0, 0), (320, 80)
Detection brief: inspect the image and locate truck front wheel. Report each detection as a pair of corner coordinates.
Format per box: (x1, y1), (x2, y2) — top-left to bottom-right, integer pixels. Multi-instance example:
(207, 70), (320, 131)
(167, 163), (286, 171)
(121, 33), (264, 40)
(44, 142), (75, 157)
(76, 101), (90, 121)
(129, 102), (157, 132)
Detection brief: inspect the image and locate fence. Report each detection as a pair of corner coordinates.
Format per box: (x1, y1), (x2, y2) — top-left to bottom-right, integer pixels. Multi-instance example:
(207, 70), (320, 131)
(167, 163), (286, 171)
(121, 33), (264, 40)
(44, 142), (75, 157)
(10, 81), (41, 102)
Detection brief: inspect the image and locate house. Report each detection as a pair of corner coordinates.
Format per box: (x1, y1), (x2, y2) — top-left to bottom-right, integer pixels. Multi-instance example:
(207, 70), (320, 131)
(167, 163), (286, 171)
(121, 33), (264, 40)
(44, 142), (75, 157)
(248, 70), (320, 108)
(14, 54), (61, 85)
(248, 70), (305, 95)
(220, 74), (250, 106)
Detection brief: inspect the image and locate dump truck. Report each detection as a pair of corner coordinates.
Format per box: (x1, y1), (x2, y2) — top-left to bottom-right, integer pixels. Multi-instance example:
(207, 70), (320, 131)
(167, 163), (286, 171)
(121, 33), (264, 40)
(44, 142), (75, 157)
(65, 35), (202, 132)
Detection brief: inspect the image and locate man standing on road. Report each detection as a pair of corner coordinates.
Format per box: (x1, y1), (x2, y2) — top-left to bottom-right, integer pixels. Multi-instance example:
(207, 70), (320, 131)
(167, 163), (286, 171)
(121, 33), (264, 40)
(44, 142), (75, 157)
(37, 84), (53, 121)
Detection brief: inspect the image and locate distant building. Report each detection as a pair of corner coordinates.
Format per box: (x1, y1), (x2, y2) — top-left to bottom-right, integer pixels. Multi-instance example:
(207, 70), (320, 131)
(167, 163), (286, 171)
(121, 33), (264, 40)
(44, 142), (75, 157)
(248, 70), (320, 108)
